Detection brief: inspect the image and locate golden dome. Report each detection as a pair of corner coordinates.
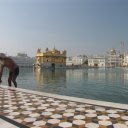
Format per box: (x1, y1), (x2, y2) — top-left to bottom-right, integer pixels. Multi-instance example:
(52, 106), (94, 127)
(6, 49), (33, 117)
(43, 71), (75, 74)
(52, 47), (60, 53)
(110, 48), (116, 55)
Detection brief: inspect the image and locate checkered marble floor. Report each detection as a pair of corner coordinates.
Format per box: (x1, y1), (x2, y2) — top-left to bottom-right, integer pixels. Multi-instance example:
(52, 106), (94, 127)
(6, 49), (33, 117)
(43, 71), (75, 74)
(0, 86), (128, 128)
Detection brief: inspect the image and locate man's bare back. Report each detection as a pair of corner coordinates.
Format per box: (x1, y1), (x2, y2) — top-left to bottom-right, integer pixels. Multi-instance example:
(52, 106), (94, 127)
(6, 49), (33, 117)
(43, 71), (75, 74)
(0, 56), (19, 87)
(2, 57), (18, 71)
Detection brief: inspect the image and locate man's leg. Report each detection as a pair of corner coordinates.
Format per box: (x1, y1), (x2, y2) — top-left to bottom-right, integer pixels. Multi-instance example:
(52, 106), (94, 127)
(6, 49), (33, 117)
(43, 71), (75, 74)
(12, 67), (19, 88)
(8, 72), (12, 87)
(12, 75), (17, 88)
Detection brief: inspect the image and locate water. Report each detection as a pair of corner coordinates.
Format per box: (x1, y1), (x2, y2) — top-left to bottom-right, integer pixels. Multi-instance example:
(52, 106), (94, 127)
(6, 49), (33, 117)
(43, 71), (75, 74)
(1, 67), (128, 104)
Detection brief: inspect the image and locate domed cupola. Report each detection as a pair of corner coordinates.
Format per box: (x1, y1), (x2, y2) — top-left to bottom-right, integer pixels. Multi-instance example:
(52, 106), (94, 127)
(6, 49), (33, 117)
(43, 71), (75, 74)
(110, 48), (116, 55)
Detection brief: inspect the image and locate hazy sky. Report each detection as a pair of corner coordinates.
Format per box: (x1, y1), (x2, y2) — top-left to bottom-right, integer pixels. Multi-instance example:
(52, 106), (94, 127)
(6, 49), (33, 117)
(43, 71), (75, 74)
(0, 0), (128, 57)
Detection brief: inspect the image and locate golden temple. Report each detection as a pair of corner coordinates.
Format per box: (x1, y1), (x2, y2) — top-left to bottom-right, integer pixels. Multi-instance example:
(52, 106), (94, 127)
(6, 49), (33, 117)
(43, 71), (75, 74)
(35, 47), (67, 69)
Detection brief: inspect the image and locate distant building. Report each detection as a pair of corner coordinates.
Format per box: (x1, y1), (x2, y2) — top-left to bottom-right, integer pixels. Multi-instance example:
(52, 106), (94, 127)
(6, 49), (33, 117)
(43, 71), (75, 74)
(66, 55), (88, 67)
(88, 49), (122, 68)
(10, 53), (35, 67)
(88, 55), (107, 67)
(106, 49), (122, 67)
(66, 57), (73, 66)
(123, 52), (128, 66)
(35, 47), (67, 68)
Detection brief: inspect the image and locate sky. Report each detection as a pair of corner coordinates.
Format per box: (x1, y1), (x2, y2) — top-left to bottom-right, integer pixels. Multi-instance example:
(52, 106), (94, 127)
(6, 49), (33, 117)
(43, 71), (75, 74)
(0, 0), (128, 57)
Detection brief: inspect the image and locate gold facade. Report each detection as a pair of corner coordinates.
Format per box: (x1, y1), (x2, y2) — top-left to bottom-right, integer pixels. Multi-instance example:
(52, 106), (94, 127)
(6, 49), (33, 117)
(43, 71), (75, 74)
(35, 48), (66, 68)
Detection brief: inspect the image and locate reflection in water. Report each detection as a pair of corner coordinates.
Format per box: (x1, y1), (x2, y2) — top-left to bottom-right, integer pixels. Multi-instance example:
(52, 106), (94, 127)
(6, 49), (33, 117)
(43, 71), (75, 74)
(2, 67), (128, 104)
(34, 68), (43, 85)
(34, 68), (66, 88)
(66, 68), (128, 104)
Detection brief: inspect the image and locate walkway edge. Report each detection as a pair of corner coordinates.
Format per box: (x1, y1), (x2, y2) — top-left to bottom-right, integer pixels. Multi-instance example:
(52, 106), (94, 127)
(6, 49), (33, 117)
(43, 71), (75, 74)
(1, 85), (128, 110)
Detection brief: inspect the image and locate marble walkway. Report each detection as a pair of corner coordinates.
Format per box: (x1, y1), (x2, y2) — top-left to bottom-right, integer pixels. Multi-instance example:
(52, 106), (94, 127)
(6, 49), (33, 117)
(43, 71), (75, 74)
(0, 85), (128, 128)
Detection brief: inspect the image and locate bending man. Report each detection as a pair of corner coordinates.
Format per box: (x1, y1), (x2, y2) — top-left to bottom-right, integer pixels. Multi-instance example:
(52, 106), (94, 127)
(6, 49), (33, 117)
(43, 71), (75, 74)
(0, 55), (19, 88)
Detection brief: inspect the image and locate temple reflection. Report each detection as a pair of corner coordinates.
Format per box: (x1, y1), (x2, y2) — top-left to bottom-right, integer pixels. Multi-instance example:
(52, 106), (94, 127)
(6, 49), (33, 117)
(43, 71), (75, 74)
(33, 69), (66, 87)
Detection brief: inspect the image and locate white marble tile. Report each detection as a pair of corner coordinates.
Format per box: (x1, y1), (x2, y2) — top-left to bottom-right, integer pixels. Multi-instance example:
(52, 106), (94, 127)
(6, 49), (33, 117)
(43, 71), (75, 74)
(9, 106), (18, 110)
(53, 100), (61, 103)
(46, 98), (54, 102)
(51, 114), (62, 119)
(41, 112), (52, 116)
(86, 113), (97, 118)
(6, 116), (14, 119)
(74, 115), (85, 120)
(3, 110), (13, 113)
(76, 107), (85, 111)
(25, 103), (33, 106)
(125, 121), (128, 125)
(59, 122), (72, 127)
(58, 104), (67, 107)
(115, 109), (125, 112)
(63, 112), (74, 117)
(73, 119), (85, 125)
(121, 116), (128, 120)
(14, 119), (22, 123)
(86, 109), (96, 113)
(99, 121), (112, 126)
(29, 113), (40, 118)
(56, 107), (66, 111)
(33, 120), (46, 126)
(113, 123), (128, 128)
(108, 114), (120, 118)
(106, 110), (117, 114)
(24, 117), (36, 122)
(41, 104), (49, 107)
(31, 126), (41, 128)
(68, 103), (77, 107)
(37, 106), (47, 110)
(9, 112), (20, 116)
(51, 102), (59, 106)
(65, 109), (75, 113)
(98, 115), (110, 120)
(85, 122), (99, 128)
(21, 111), (32, 115)
(45, 108), (55, 112)
(47, 119), (60, 124)
(3, 105), (12, 108)
(95, 107), (106, 112)
(26, 107), (36, 111)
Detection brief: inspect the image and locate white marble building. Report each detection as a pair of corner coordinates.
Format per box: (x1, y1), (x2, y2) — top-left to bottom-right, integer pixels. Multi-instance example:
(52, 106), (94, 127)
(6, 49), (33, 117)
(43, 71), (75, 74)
(66, 55), (88, 66)
(88, 55), (107, 67)
(123, 53), (128, 66)
(10, 53), (35, 67)
(88, 49), (122, 68)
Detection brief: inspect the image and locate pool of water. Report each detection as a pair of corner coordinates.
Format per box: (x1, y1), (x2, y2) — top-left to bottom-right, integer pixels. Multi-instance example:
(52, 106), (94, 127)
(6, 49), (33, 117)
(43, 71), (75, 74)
(1, 67), (128, 104)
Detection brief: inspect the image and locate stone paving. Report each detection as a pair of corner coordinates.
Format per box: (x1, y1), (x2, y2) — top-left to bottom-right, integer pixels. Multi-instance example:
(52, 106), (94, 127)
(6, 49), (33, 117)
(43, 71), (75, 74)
(0, 86), (128, 128)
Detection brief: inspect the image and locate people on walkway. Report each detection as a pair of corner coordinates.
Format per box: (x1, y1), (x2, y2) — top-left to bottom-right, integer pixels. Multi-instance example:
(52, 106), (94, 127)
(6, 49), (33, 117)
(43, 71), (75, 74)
(0, 54), (19, 88)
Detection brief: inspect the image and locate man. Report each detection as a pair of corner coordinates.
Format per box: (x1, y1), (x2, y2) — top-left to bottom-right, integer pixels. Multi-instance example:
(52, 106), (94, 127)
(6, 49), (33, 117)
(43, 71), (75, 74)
(0, 55), (19, 88)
